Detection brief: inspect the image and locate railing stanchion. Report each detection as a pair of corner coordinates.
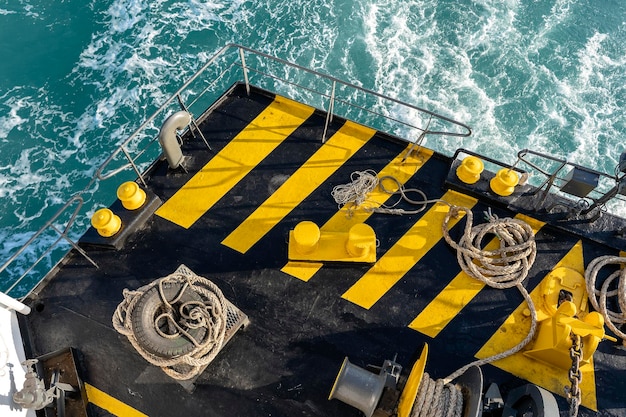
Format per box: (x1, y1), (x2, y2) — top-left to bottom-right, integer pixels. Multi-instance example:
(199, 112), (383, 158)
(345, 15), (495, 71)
(322, 80), (336, 143)
(239, 47), (250, 96)
(121, 146), (147, 187)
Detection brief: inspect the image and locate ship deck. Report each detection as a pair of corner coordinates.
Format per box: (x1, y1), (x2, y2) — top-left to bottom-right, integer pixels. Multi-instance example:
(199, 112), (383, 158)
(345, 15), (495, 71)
(19, 83), (626, 417)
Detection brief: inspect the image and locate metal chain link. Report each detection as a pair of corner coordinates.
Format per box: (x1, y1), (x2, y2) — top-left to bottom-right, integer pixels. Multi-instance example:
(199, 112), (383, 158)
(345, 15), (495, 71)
(566, 334), (583, 417)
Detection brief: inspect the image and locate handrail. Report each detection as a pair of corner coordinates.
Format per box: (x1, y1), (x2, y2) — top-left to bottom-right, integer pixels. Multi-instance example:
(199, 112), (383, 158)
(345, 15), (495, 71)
(0, 44), (473, 298)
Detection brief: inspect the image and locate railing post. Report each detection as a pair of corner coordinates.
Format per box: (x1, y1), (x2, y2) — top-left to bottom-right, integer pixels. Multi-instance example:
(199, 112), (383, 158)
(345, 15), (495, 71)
(322, 80), (336, 143)
(121, 146), (147, 187)
(239, 47), (250, 96)
(0, 292), (31, 314)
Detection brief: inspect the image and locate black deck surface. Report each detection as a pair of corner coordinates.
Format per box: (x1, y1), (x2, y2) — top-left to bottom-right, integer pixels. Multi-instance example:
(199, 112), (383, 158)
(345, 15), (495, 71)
(19, 84), (626, 417)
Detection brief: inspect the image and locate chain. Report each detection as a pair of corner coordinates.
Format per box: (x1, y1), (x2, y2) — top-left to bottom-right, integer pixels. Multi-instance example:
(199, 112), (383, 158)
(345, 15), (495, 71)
(566, 333), (582, 417)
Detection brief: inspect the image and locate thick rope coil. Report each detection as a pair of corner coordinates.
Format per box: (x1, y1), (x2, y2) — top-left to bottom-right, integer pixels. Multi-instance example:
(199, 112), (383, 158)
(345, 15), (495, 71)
(584, 256), (626, 345)
(441, 206), (538, 381)
(112, 267), (227, 380)
(410, 373), (463, 417)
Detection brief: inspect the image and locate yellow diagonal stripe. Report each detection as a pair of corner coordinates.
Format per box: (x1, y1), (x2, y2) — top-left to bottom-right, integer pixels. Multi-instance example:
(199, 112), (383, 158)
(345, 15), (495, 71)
(341, 190), (478, 310)
(474, 240), (597, 410)
(85, 383), (148, 417)
(155, 96), (315, 229)
(280, 145), (434, 281)
(408, 213), (545, 337)
(222, 121), (376, 254)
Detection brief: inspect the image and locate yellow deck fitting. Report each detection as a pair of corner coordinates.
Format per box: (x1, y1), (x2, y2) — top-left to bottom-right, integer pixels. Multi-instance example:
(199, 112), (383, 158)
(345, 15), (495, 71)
(490, 168), (519, 196)
(535, 266), (589, 321)
(288, 221), (376, 263)
(456, 156), (484, 184)
(524, 301), (606, 370)
(291, 221), (321, 254)
(91, 208), (121, 237)
(523, 266), (609, 368)
(117, 181), (147, 210)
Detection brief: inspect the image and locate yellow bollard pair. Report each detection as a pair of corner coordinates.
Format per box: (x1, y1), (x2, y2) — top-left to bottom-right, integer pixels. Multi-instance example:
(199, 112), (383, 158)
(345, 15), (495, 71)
(91, 182), (147, 237)
(456, 156), (519, 197)
(289, 221), (377, 263)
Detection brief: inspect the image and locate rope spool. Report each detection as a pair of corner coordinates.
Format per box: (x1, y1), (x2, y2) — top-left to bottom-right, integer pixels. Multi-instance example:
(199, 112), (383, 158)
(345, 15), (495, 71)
(584, 256), (626, 345)
(112, 267), (227, 380)
(410, 373), (464, 417)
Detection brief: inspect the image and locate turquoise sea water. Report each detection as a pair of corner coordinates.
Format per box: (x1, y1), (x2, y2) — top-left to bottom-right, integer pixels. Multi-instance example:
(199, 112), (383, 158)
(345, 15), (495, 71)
(1, 0), (626, 296)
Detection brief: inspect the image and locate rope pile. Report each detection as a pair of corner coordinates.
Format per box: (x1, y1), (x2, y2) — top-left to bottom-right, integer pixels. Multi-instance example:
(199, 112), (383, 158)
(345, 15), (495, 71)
(331, 170), (379, 210)
(441, 206), (538, 381)
(584, 256), (626, 345)
(410, 373), (463, 417)
(113, 267), (227, 380)
(331, 171), (434, 216)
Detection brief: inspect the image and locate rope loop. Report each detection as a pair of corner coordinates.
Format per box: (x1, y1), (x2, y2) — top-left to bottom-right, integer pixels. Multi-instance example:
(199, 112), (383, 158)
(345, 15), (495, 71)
(584, 256), (626, 344)
(442, 207), (536, 289)
(441, 206), (538, 381)
(112, 266), (227, 380)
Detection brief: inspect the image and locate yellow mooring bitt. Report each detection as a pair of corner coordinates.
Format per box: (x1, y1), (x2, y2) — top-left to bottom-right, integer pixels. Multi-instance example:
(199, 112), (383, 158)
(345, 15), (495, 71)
(288, 221), (377, 263)
(523, 266), (615, 369)
(456, 156), (484, 185)
(91, 208), (121, 238)
(117, 181), (147, 210)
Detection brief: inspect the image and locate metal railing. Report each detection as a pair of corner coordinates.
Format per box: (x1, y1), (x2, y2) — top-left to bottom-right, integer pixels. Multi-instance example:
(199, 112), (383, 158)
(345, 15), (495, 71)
(514, 149), (626, 215)
(0, 44), (473, 299)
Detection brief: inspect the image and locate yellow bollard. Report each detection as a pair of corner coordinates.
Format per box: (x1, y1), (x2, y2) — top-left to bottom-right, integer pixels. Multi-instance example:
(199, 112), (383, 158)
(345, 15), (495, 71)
(292, 221), (321, 254)
(490, 168), (519, 196)
(91, 208), (121, 237)
(117, 181), (147, 210)
(456, 156), (484, 184)
(346, 223), (376, 258)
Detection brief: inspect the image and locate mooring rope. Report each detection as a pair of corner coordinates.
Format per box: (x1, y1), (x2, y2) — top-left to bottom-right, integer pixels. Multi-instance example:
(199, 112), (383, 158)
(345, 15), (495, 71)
(584, 255), (626, 345)
(112, 268), (227, 380)
(441, 206), (538, 382)
(331, 171), (437, 215)
(410, 373), (463, 417)
(331, 170), (380, 210)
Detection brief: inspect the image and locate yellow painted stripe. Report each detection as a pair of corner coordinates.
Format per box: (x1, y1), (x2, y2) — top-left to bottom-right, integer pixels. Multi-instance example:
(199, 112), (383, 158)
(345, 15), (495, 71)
(341, 190), (478, 309)
(281, 145), (434, 281)
(155, 96), (315, 229)
(409, 213), (545, 337)
(85, 383), (148, 417)
(474, 240), (597, 410)
(222, 121), (376, 254)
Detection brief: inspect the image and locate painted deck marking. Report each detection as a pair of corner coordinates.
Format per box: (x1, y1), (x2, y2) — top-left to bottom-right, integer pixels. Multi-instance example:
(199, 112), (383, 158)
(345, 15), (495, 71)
(280, 146), (434, 281)
(409, 213), (545, 337)
(85, 383), (149, 417)
(155, 96), (315, 229)
(474, 240), (598, 410)
(222, 121), (376, 254)
(341, 190), (478, 310)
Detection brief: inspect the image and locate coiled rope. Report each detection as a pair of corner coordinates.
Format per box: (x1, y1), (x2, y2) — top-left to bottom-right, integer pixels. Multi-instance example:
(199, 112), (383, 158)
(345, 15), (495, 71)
(112, 268), (227, 380)
(331, 171), (435, 215)
(331, 170), (380, 210)
(411, 373), (463, 417)
(441, 206), (538, 382)
(584, 256), (626, 345)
